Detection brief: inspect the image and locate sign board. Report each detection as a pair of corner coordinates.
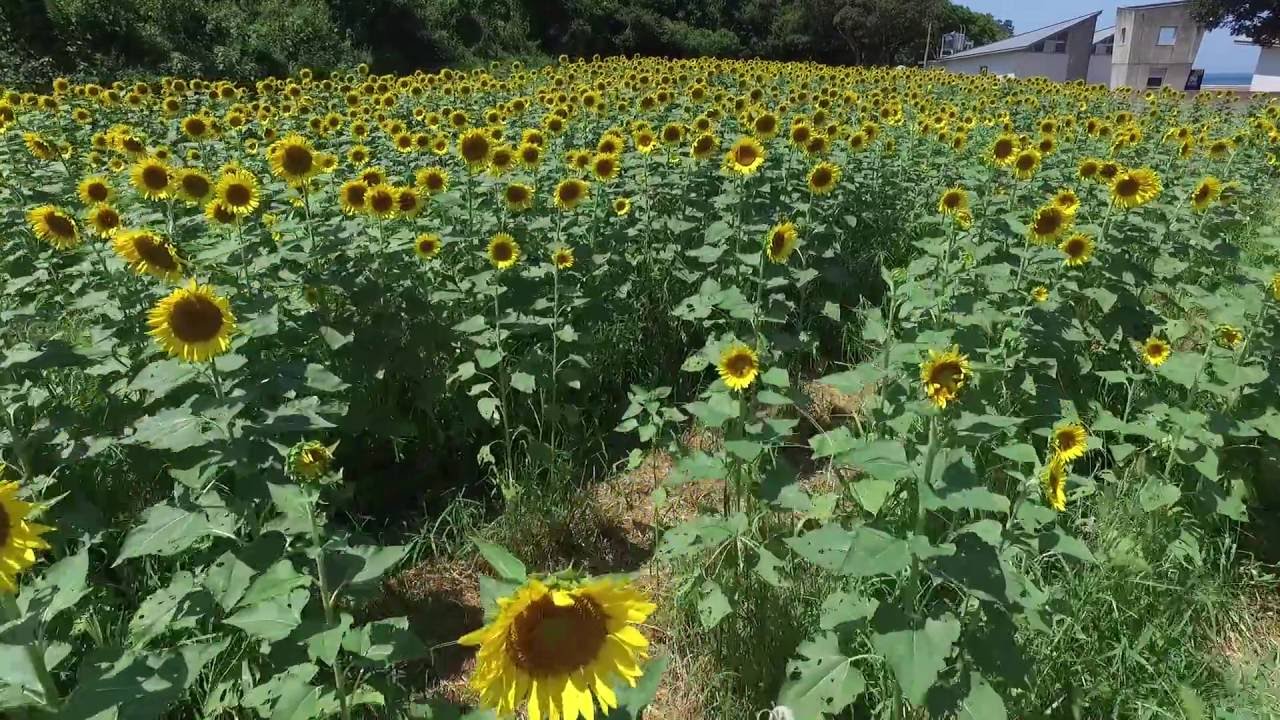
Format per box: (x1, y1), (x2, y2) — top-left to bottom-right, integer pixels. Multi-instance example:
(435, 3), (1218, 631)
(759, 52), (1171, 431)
(1185, 68), (1204, 91)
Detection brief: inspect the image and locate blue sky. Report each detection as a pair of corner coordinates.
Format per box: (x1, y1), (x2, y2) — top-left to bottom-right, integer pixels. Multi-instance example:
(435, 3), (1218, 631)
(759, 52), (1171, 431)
(958, 0), (1259, 73)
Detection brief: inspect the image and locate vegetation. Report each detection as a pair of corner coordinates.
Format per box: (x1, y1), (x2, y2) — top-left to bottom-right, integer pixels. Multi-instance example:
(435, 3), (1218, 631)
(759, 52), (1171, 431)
(1193, 0), (1280, 46)
(0, 0), (1011, 83)
(1, 56), (1280, 720)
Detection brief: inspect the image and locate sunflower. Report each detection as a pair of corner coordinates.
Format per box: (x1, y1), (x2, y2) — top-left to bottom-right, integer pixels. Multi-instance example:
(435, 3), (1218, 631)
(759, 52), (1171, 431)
(1051, 422), (1089, 463)
(504, 183), (534, 212)
(77, 175), (114, 205)
(214, 170), (260, 216)
(86, 203), (122, 236)
(27, 205), (79, 249)
(414, 233), (442, 259)
(1011, 148), (1042, 180)
(359, 166), (387, 187)
(416, 167), (450, 195)
(339, 180), (369, 214)
(1029, 205), (1072, 244)
(23, 132), (57, 160)
(130, 157), (172, 200)
(1030, 285), (1050, 303)
(458, 128), (493, 170)
(1098, 161), (1121, 182)
(518, 142), (543, 168)
(269, 134), (319, 186)
(591, 153), (620, 182)
(1215, 324), (1244, 350)
(366, 183), (397, 219)
(552, 246), (575, 270)
(175, 168), (213, 205)
(112, 229), (183, 281)
(1190, 176), (1222, 212)
(203, 200), (239, 226)
(1272, 272), (1280, 302)
(989, 133), (1018, 165)
(459, 576), (655, 720)
(764, 221), (798, 264)
(691, 133), (718, 160)
(718, 342), (760, 392)
(1078, 158), (1101, 181)
(920, 346), (971, 409)
(938, 187), (968, 216)
(724, 136), (765, 176)
(1042, 458), (1068, 512)
(1053, 189), (1081, 215)
(396, 186), (422, 217)
(488, 233), (520, 270)
(1110, 168), (1161, 209)
(612, 197), (631, 216)
(0, 481), (53, 593)
(181, 114), (212, 140)
(634, 128), (658, 154)
(1141, 337), (1172, 367)
(347, 145), (370, 166)
(1059, 233), (1094, 266)
(806, 162), (840, 195)
(286, 440), (335, 483)
(554, 178), (590, 211)
(148, 281), (236, 362)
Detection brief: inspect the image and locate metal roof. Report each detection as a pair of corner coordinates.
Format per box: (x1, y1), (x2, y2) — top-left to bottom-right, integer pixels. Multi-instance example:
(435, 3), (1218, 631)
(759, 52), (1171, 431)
(1094, 25), (1115, 44)
(939, 11), (1102, 62)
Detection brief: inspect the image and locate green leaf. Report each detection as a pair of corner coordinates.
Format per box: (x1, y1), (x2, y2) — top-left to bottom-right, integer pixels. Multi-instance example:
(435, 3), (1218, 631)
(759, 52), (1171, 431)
(328, 545), (407, 587)
(1139, 481), (1181, 512)
(344, 617), (428, 664)
(778, 631), (866, 719)
(0, 643), (52, 709)
(270, 677), (336, 720)
(114, 504), (212, 565)
(472, 540), (527, 583)
(203, 551), (257, 612)
(304, 364), (348, 393)
(785, 524), (910, 578)
(21, 545), (89, 622)
(698, 580), (731, 629)
(128, 359), (200, 399)
(994, 443), (1039, 465)
(129, 571), (197, 646)
(956, 672), (1007, 720)
(871, 607), (962, 705)
(306, 613), (353, 665)
(126, 408), (214, 452)
(604, 655), (670, 720)
(819, 589), (878, 630)
(225, 588), (309, 641)
(239, 560), (311, 608)
(762, 367), (790, 387)
(1158, 351), (1207, 388)
(509, 372), (536, 393)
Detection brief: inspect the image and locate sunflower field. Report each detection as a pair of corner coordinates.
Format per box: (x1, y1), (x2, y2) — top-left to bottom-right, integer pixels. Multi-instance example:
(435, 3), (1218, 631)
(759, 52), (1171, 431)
(2, 57), (1280, 720)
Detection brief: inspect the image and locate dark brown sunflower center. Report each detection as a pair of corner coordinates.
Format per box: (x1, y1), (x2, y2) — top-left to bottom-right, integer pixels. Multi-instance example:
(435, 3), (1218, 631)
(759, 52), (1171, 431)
(345, 187), (366, 206)
(142, 165), (169, 190)
(1146, 343), (1165, 358)
(725, 352), (755, 378)
(398, 193), (418, 212)
(418, 238), (437, 253)
(224, 183), (252, 206)
(1115, 178), (1139, 197)
(492, 242), (514, 262)
(169, 295), (224, 342)
(930, 362), (964, 391)
(87, 183), (109, 201)
(522, 148), (539, 163)
(1065, 239), (1086, 256)
(793, 128), (811, 143)
(943, 193), (961, 208)
(559, 183), (582, 203)
(47, 212), (76, 238)
(183, 174), (210, 197)
(461, 137), (489, 162)
(506, 187), (528, 203)
(507, 594), (608, 676)
(1035, 212), (1062, 235)
(756, 117), (776, 134)
(994, 140), (1013, 158)
(735, 145), (758, 165)
(134, 235), (178, 270)
(812, 168), (832, 186)
(426, 175), (444, 190)
(595, 159), (615, 175)
(770, 231), (788, 255)
(282, 145), (313, 175)
(1056, 430), (1082, 451)
(1194, 186), (1211, 203)
(186, 119), (206, 136)
(94, 208), (120, 228)
(370, 191), (394, 213)
(1016, 154), (1035, 171)
(600, 140), (619, 154)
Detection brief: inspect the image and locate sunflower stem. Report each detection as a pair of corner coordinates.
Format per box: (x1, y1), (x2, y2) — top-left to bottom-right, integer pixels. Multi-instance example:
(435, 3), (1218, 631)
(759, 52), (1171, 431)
(493, 281), (516, 497)
(0, 593), (61, 712)
(907, 415), (941, 618)
(305, 496), (352, 720)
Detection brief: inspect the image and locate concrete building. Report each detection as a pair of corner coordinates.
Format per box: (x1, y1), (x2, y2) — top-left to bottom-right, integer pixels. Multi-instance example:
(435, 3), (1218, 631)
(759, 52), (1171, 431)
(1109, 0), (1206, 90)
(1236, 41), (1280, 92)
(937, 1), (1207, 90)
(934, 12), (1102, 82)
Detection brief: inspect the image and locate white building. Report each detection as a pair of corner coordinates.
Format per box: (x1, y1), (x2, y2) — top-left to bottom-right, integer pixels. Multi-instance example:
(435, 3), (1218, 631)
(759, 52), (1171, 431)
(934, 12), (1101, 82)
(1109, 0), (1206, 90)
(1236, 41), (1280, 92)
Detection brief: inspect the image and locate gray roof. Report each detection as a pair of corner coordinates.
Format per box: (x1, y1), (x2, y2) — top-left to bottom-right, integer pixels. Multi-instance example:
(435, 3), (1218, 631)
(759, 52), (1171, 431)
(939, 11), (1102, 61)
(1094, 25), (1115, 44)
(1119, 0), (1193, 9)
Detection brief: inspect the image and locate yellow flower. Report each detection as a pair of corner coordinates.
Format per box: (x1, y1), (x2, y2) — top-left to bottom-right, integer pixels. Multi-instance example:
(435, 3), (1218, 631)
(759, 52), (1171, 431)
(990, 133), (1018, 165)
(414, 233), (442, 259)
(612, 197), (631, 216)
(214, 170), (260, 216)
(1059, 233), (1094, 266)
(591, 152), (620, 182)
(287, 440), (336, 483)
(1190, 176), (1221, 212)
(1051, 422), (1089, 463)
(459, 577), (655, 720)
(27, 205), (80, 249)
(488, 233), (520, 270)
(1271, 273), (1280, 302)
(130, 157), (172, 200)
(1141, 337), (1172, 367)
(174, 168), (213, 205)
(338, 179), (368, 215)
(1214, 324), (1244, 350)
(1078, 158), (1101, 181)
(86, 203), (122, 236)
(552, 246), (575, 270)
(268, 134), (319, 186)
(148, 280), (237, 362)
(1029, 205), (1072, 244)
(806, 161), (841, 194)
(1011, 148), (1041, 180)
(691, 133), (718, 160)
(1042, 457), (1068, 512)
(458, 128), (493, 169)
(938, 187), (968, 216)
(77, 175), (114, 205)
(366, 183), (397, 219)
(504, 183), (535, 212)
(554, 178), (590, 211)
(920, 346), (971, 409)
(718, 342), (760, 392)
(1053, 189), (1081, 215)
(0, 481), (54, 593)
(1110, 168), (1162, 209)
(724, 136), (765, 176)
(395, 186), (422, 218)
(112, 229), (184, 281)
(764, 221), (799, 264)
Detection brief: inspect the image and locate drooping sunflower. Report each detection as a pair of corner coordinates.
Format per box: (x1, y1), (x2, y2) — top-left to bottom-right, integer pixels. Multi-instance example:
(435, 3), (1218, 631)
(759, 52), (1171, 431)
(718, 342), (760, 392)
(203, 200), (238, 226)
(487, 233), (520, 270)
(1059, 233), (1094, 267)
(130, 157), (172, 200)
(724, 136), (765, 176)
(552, 246), (575, 270)
(1215, 324), (1244, 350)
(175, 168), (213, 205)
(1190, 176), (1222, 212)
(414, 233), (442, 260)
(77, 175), (114, 205)
(554, 178), (590, 211)
(268, 134), (319, 186)
(1053, 189), (1081, 215)
(1011, 148), (1042, 180)
(937, 187), (968, 216)
(395, 186), (422, 218)
(366, 183), (397, 219)
(148, 280), (236, 362)
(1042, 458), (1068, 512)
(1078, 158), (1101, 181)
(214, 170), (260, 216)
(112, 229), (183, 281)
(1029, 205), (1072, 244)
(0, 480), (53, 593)
(806, 162), (841, 195)
(764, 221), (799, 264)
(27, 205), (80, 249)
(691, 133), (718, 161)
(458, 576), (655, 720)
(23, 132), (57, 160)
(1110, 168), (1161, 209)
(920, 346), (971, 410)
(416, 166), (450, 195)
(1030, 285), (1050, 303)
(286, 440), (336, 483)
(339, 179), (369, 215)
(1050, 422), (1089, 463)
(458, 128), (493, 170)
(612, 197), (631, 216)
(504, 183), (535, 212)
(1141, 337), (1172, 367)
(86, 203), (122, 236)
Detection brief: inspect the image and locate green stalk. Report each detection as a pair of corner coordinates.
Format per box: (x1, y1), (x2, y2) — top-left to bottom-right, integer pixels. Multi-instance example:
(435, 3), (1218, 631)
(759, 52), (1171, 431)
(0, 593), (61, 713)
(906, 416), (941, 617)
(306, 501), (352, 720)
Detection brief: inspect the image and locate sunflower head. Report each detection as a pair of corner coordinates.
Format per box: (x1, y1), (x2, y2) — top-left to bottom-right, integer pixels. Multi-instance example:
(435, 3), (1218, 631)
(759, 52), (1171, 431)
(806, 162), (840, 194)
(1030, 285), (1050, 303)
(554, 178), (590, 211)
(1053, 189), (1081, 215)
(1029, 205), (1072, 244)
(1214, 324), (1244, 350)
(724, 136), (765, 175)
(414, 233), (442, 260)
(1012, 148), (1042, 180)
(131, 157), (172, 200)
(77, 175), (114, 205)
(286, 440), (337, 483)
(1141, 337), (1172, 367)
(1059, 233), (1094, 266)
(990, 134), (1018, 164)
(416, 166), (449, 194)
(1190, 176), (1222, 212)
(203, 200), (239, 226)
(269, 134), (318, 185)
(591, 152), (620, 181)
(1110, 168), (1162, 209)
(366, 183), (397, 218)
(765, 221), (798, 264)
(339, 179), (369, 214)
(552, 246), (575, 270)
(1078, 158), (1101, 180)
(938, 187), (968, 216)
(1051, 422), (1089, 463)
(148, 280), (236, 362)
(27, 205), (80, 249)
(0, 481), (54, 593)
(718, 342), (760, 392)
(504, 183), (534, 212)
(920, 346), (971, 410)
(215, 170), (260, 216)
(175, 168), (213, 204)
(459, 128), (493, 169)
(1042, 458), (1068, 512)
(112, 229), (184, 281)
(612, 197), (631, 216)
(87, 203), (122, 236)
(488, 233), (520, 270)
(691, 133), (718, 160)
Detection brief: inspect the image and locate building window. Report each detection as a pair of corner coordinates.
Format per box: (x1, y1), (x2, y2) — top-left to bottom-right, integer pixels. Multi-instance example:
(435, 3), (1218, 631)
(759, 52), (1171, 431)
(1146, 68), (1167, 87)
(1120, 27), (1126, 43)
(1157, 26), (1177, 45)
(1051, 38), (1067, 53)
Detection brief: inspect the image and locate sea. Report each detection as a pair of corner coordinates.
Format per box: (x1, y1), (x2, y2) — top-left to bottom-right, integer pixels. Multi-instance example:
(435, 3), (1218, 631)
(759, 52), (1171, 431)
(1202, 72), (1253, 87)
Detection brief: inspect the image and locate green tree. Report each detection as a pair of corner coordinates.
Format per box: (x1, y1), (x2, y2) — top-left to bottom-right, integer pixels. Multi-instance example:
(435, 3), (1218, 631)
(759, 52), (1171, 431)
(1193, 0), (1280, 45)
